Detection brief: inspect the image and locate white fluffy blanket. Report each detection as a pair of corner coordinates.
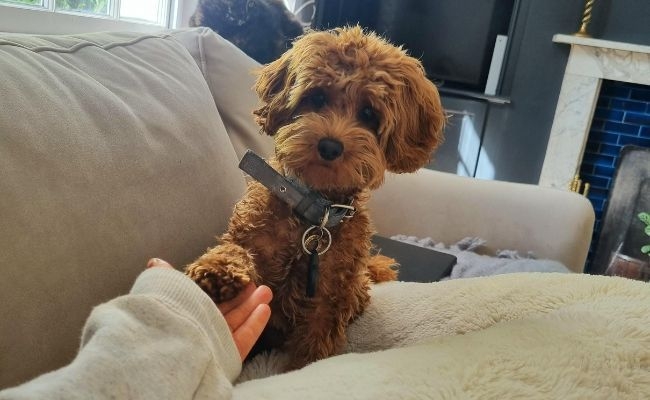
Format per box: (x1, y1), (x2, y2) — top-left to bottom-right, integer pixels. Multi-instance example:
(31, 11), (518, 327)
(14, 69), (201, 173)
(235, 273), (650, 399)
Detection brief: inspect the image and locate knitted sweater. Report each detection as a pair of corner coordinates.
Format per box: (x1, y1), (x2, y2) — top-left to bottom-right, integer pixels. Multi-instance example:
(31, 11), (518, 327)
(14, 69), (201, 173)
(0, 268), (240, 399)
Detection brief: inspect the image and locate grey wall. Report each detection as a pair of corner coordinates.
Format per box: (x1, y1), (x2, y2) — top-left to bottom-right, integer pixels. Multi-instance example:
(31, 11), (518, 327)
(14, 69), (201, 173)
(475, 0), (650, 184)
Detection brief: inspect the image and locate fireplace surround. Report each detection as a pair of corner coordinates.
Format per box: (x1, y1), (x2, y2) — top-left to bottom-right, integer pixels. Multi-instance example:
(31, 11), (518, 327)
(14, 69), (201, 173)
(540, 34), (650, 274)
(539, 34), (650, 190)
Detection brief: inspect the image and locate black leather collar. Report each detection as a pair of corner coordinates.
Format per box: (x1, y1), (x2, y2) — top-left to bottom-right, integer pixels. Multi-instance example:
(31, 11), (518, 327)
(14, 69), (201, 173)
(238, 150), (355, 228)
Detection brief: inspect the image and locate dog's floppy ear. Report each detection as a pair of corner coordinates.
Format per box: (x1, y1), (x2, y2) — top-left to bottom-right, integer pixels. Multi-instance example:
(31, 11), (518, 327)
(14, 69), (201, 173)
(384, 60), (446, 173)
(253, 52), (293, 136)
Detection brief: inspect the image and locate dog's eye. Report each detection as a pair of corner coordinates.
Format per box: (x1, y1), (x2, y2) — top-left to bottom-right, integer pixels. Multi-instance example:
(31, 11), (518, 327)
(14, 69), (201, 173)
(308, 90), (327, 110)
(358, 106), (380, 132)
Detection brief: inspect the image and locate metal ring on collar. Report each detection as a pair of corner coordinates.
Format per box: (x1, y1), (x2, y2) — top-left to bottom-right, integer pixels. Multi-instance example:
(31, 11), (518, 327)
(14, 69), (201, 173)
(319, 210), (330, 229)
(301, 225), (332, 255)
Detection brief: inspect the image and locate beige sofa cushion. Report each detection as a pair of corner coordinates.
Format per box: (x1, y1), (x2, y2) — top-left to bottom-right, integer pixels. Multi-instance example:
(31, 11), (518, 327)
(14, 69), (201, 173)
(171, 27), (275, 159)
(0, 31), (245, 387)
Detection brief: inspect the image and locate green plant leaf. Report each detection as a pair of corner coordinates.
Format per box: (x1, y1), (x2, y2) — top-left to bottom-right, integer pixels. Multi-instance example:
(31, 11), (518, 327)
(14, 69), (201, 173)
(639, 212), (650, 225)
(645, 225), (650, 236)
(642, 245), (650, 254)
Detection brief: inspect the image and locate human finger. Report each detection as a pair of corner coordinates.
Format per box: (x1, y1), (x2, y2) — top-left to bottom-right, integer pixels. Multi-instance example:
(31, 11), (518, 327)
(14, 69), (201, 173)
(217, 283), (257, 315)
(222, 285), (273, 332)
(232, 303), (271, 361)
(147, 258), (173, 269)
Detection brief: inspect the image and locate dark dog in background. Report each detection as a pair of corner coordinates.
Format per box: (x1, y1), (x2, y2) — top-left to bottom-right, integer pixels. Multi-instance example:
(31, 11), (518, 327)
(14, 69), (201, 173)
(189, 0), (305, 64)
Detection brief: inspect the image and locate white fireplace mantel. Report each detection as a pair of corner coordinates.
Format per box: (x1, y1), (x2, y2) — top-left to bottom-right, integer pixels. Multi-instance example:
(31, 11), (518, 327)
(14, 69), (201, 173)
(539, 34), (650, 189)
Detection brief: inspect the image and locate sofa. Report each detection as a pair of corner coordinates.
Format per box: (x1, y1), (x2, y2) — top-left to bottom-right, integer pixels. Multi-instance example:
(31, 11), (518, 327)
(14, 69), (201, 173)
(3, 28), (649, 398)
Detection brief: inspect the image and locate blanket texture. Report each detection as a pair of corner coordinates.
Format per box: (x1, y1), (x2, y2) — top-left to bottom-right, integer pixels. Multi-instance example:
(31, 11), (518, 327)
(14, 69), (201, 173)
(236, 273), (650, 399)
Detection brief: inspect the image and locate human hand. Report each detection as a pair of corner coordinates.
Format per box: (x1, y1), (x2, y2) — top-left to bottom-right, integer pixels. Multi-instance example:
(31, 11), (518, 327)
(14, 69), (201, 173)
(217, 283), (272, 360)
(146, 258), (272, 361)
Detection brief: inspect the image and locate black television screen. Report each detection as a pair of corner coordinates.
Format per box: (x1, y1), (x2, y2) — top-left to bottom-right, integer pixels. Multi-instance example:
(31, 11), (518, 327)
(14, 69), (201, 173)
(312, 0), (515, 92)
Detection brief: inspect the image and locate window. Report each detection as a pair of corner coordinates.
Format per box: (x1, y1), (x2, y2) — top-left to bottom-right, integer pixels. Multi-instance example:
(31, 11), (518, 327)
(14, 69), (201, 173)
(120, 0), (168, 24)
(0, 0), (182, 34)
(5, 0), (41, 6)
(284, 0), (316, 28)
(55, 1), (110, 16)
(1, 0), (170, 25)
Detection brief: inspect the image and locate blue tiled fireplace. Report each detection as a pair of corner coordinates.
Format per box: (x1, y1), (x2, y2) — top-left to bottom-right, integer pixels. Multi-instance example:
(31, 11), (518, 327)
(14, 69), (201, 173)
(537, 34), (650, 273)
(580, 81), (650, 271)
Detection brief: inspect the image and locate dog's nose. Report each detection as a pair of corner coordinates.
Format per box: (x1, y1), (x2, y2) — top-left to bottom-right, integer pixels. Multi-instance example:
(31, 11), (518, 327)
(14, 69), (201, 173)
(317, 138), (344, 161)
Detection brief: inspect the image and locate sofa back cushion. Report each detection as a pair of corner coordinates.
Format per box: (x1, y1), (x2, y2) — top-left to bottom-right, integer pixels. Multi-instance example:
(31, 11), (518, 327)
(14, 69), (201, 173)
(171, 28), (274, 158)
(0, 31), (246, 387)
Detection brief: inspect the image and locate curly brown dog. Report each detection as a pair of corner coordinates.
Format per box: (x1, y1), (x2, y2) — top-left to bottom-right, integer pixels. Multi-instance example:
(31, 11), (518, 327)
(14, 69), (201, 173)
(186, 26), (445, 370)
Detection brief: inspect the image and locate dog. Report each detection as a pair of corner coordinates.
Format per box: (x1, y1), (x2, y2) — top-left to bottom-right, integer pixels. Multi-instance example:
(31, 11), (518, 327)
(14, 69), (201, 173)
(189, 0), (304, 64)
(185, 26), (445, 370)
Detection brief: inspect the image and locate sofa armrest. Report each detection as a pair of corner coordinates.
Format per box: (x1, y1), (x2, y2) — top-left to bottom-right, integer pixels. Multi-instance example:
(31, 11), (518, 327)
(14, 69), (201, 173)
(369, 169), (595, 272)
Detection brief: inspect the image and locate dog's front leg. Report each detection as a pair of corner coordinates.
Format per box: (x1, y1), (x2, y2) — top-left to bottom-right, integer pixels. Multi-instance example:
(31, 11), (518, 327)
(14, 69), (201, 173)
(185, 242), (258, 303)
(283, 303), (351, 370)
(285, 287), (370, 371)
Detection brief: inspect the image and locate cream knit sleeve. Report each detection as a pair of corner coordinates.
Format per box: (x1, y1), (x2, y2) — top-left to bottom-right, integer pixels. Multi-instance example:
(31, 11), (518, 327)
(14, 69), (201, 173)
(0, 268), (241, 400)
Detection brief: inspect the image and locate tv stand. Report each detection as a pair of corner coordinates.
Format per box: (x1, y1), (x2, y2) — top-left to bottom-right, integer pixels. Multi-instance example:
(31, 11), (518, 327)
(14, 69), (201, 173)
(438, 87), (510, 105)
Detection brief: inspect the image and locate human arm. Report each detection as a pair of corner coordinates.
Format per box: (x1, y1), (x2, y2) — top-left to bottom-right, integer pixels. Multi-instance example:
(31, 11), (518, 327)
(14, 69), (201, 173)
(0, 260), (271, 400)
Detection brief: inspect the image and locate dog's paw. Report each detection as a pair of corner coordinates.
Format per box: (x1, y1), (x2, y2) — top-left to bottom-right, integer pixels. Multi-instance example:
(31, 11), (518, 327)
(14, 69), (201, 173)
(185, 245), (257, 303)
(187, 264), (250, 303)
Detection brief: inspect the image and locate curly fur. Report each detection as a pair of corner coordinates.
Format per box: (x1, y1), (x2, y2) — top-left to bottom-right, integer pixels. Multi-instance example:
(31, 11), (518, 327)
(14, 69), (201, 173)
(189, 0), (304, 64)
(186, 26), (445, 370)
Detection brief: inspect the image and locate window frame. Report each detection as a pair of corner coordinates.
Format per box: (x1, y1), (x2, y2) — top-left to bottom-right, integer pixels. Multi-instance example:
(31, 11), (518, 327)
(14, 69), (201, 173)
(0, 0), (188, 34)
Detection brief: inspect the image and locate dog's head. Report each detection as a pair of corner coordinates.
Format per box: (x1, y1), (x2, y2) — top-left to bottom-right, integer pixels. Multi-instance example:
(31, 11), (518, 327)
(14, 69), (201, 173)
(253, 26), (445, 195)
